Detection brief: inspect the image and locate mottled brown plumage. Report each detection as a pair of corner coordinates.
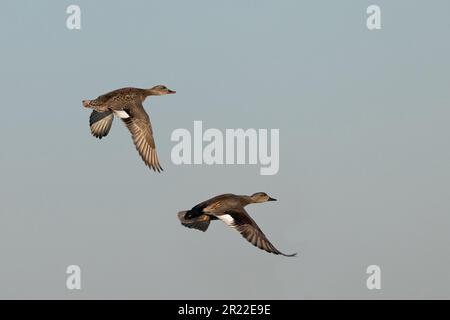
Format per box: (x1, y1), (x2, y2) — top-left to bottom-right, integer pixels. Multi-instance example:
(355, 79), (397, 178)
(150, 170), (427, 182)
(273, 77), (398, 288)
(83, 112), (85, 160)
(177, 192), (296, 257)
(83, 85), (175, 172)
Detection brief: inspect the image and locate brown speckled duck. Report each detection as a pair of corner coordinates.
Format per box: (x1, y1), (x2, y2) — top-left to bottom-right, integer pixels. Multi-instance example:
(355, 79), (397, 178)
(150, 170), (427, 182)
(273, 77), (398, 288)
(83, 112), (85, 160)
(177, 192), (297, 257)
(83, 85), (175, 172)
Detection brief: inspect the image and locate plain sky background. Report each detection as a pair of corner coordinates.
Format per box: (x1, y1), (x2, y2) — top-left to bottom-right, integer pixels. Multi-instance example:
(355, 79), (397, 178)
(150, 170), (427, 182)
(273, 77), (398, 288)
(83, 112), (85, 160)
(1, 0), (449, 299)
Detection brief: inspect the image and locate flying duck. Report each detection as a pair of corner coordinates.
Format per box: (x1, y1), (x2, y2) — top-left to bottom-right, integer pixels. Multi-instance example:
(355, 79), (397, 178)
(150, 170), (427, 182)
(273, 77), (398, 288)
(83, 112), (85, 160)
(177, 193), (296, 257)
(82, 85), (175, 172)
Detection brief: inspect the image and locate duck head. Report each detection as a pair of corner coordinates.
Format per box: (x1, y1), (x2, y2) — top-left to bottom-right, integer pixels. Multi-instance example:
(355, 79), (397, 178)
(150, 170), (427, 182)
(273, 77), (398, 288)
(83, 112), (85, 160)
(147, 85), (176, 96)
(250, 192), (277, 203)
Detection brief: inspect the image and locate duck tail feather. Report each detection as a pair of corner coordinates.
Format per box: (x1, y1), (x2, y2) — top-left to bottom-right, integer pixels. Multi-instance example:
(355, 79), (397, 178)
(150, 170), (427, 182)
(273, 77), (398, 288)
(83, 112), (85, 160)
(177, 211), (211, 232)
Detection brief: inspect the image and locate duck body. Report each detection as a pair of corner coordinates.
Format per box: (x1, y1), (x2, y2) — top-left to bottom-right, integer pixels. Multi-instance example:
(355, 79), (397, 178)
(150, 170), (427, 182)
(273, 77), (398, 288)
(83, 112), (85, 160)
(84, 87), (148, 112)
(184, 193), (249, 220)
(178, 192), (296, 257)
(82, 85), (175, 172)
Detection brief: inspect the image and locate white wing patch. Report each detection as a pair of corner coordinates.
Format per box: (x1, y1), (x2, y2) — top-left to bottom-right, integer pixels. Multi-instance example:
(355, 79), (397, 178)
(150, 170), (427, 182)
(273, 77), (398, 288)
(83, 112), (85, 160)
(114, 110), (130, 119)
(218, 214), (235, 228)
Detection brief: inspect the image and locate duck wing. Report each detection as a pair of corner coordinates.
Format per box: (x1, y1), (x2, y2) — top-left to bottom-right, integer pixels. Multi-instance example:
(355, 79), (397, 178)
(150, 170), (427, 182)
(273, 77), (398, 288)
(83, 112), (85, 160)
(218, 207), (296, 257)
(89, 110), (114, 139)
(119, 101), (163, 172)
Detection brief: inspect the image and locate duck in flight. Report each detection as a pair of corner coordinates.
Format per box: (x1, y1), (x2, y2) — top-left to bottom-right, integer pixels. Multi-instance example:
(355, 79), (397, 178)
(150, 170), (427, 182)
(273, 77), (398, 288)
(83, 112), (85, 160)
(82, 85), (175, 172)
(177, 192), (296, 257)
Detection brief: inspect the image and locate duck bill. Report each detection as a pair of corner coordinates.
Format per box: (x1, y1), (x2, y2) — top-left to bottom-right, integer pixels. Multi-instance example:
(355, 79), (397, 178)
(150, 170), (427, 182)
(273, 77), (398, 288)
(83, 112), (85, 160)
(268, 197), (277, 201)
(82, 100), (91, 108)
(167, 89), (176, 94)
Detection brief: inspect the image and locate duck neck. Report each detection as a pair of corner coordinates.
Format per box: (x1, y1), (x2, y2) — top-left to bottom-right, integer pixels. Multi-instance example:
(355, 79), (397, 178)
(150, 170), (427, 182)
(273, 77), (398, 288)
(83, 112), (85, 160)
(144, 88), (157, 97)
(240, 195), (255, 206)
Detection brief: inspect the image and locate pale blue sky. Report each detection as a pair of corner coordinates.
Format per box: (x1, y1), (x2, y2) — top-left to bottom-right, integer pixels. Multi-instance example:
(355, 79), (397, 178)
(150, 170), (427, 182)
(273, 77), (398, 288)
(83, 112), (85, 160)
(0, 0), (450, 299)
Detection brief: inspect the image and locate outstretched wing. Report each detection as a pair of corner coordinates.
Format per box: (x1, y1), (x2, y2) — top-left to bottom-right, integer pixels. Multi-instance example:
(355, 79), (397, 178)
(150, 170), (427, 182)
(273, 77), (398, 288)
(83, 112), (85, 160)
(218, 208), (296, 257)
(89, 110), (113, 139)
(118, 102), (163, 172)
